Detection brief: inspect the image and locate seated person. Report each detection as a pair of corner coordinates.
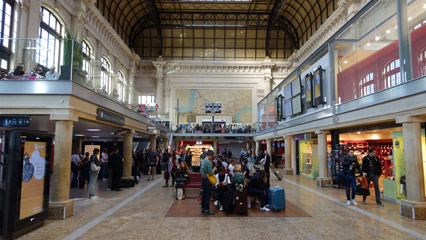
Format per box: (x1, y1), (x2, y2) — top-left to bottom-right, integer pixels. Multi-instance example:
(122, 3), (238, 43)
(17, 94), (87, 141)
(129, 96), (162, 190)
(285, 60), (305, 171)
(214, 166), (231, 211)
(45, 66), (59, 80)
(231, 164), (244, 188)
(247, 170), (270, 212)
(13, 65), (25, 76)
(175, 161), (189, 199)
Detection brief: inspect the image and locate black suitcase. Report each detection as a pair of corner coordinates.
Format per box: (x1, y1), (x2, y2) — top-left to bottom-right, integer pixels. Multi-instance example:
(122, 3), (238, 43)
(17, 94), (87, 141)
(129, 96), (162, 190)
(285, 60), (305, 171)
(120, 178), (135, 188)
(222, 189), (235, 212)
(234, 187), (248, 215)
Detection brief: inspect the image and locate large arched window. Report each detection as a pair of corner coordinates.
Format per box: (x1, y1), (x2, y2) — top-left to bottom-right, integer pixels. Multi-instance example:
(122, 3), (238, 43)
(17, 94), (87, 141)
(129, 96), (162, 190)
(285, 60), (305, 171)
(0, 0), (14, 70)
(100, 57), (112, 93)
(117, 70), (126, 102)
(82, 40), (93, 81)
(38, 7), (62, 68)
(383, 59), (401, 89)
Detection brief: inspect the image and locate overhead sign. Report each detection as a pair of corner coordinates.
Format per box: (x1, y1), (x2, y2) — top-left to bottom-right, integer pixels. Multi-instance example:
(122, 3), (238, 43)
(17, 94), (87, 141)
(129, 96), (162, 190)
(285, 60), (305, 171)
(0, 115), (30, 127)
(96, 109), (125, 126)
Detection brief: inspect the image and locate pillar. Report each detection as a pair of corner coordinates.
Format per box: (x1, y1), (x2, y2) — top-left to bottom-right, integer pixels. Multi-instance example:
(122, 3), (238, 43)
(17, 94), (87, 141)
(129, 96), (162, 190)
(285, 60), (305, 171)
(150, 134), (157, 151)
(284, 135), (293, 175)
(153, 60), (166, 114)
(246, 142), (250, 151)
(267, 138), (272, 157)
(316, 131), (331, 187)
(397, 116), (426, 220)
(291, 136), (297, 175)
(214, 141), (218, 155)
(49, 114), (78, 220)
(123, 130), (134, 179)
(255, 140), (260, 155)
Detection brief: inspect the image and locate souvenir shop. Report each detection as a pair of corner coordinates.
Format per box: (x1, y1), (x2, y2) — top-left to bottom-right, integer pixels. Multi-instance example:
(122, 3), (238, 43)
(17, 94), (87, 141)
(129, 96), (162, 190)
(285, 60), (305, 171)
(329, 124), (426, 203)
(178, 140), (214, 166)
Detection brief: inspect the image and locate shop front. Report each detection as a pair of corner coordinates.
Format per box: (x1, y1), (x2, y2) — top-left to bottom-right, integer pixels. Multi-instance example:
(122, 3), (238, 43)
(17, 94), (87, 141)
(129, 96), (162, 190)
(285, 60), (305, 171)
(330, 125), (426, 204)
(179, 140), (214, 166)
(296, 133), (319, 178)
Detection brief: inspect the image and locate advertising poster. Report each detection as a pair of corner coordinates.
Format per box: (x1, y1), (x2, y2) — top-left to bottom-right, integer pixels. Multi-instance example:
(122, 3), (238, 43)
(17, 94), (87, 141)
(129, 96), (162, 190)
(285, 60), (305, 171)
(84, 145), (101, 156)
(20, 141), (46, 220)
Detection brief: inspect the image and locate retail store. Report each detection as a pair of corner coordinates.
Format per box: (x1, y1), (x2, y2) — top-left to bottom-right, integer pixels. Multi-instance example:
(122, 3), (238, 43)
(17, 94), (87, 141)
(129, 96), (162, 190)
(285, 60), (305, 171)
(295, 133), (319, 178)
(330, 124), (426, 203)
(178, 141), (214, 166)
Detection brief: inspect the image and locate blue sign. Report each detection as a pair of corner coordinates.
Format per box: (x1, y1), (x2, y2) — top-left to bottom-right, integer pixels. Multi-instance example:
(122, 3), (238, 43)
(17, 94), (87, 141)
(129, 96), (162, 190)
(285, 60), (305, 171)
(0, 116), (31, 127)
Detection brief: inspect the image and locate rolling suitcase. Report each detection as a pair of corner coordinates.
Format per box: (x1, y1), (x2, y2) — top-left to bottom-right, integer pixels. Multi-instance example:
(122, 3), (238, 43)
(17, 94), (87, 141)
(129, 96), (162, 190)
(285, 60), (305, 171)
(269, 187), (285, 211)
(271, 167), (283, 181)
(222, 189), (235, 212)
(234, 187), (248, 215)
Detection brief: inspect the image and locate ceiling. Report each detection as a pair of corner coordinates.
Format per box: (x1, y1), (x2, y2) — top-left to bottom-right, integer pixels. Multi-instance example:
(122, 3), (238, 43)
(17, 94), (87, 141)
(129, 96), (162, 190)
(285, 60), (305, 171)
(96, 0), (338, 60)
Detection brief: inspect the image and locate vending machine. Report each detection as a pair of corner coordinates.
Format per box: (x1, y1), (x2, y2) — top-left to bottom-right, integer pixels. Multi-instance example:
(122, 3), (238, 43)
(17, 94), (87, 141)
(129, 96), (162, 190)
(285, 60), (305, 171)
(0, 130), (52, 239)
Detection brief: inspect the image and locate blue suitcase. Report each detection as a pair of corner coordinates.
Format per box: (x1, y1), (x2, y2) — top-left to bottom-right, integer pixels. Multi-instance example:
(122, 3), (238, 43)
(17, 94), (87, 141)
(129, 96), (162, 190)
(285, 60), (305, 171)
(269, 188), (285, 211)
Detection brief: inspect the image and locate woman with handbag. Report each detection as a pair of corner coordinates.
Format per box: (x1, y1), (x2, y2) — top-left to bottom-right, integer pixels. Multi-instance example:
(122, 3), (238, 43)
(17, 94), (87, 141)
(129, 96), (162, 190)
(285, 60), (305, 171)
(175, 161), (190, 199)
(88, 148), (101, 199)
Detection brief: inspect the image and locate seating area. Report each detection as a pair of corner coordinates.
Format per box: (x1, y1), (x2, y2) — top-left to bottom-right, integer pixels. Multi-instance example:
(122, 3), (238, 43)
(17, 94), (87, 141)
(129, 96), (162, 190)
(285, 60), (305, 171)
(185, 173), (202, 189)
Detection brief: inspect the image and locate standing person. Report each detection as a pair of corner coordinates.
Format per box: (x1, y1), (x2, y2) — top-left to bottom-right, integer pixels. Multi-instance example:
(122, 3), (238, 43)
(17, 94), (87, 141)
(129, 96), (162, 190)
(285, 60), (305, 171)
(88, 149), (101, 199)
(148, 148), (159, 181)
(164, 150), (176, 187)
(201, 150), (215, 215)
(222, 148), (228, 157)
(200, 147), (207, 160)
(247, 150), (255, 172)
(109, 147), (123, 191)
(100, 148), (109, 180)
(132, 151), (139, 184)
(342, 150), (361, 205)
(184, 149), (192, 171)
(227, 149), (233, 159)
(240, 147), (247, 158)
(263, 150), (271, 184)
(257, 149), (263, 164)
(71, 151), (81, 188)
(79, 152), (90, 188)
(362, 148), (384, 207)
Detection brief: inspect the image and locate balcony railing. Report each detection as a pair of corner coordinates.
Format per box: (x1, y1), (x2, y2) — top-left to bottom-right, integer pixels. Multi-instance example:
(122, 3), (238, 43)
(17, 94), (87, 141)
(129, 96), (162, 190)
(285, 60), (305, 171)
(0, 38), (169, 125)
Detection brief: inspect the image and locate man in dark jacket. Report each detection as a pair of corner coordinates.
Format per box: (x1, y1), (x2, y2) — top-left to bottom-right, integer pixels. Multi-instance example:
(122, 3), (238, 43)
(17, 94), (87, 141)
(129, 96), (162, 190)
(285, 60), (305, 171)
(263, 150), (271, 184)
(109, 147), (123, 191)
(227, 149), (233, 159)
(362, 148), (384, 207)
(342, 150), (361, 205)
(247, 170), (270, 211)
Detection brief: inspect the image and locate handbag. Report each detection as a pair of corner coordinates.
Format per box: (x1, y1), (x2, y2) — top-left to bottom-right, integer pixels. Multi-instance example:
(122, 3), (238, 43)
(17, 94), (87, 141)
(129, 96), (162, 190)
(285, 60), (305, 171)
(90, 159), (100, 172)
(202, 164), (217, 185)
(260, 158), (266, 166)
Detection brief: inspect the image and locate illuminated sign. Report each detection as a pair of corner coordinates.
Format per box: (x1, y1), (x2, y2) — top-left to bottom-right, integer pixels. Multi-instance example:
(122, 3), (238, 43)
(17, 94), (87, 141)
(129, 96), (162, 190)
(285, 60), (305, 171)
(196, 141), (203, 145)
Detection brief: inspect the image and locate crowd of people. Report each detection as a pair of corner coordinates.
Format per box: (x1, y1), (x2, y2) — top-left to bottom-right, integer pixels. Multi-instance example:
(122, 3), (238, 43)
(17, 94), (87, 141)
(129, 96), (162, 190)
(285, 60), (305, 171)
(174, 123), (255, 134)
(1, 64), (59, 80)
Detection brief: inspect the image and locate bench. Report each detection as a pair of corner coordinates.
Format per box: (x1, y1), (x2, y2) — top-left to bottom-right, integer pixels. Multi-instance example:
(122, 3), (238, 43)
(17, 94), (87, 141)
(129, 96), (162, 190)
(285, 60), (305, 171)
(185, 173), (202, 188)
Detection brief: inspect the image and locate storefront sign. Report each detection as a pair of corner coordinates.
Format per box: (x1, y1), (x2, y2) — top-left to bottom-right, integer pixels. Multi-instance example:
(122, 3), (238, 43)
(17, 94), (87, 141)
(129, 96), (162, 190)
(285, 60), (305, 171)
(96, 109), (125, 126)
(196, 141), (203, 145)
(20, 141), (46, 220)
(294, 133), (311, 141)
(0, 115), (30, 128)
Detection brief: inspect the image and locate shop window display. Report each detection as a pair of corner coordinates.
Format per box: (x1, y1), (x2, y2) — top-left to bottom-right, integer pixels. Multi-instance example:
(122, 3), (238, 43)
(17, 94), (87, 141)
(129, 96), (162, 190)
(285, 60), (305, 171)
(298, 139), (319, 178)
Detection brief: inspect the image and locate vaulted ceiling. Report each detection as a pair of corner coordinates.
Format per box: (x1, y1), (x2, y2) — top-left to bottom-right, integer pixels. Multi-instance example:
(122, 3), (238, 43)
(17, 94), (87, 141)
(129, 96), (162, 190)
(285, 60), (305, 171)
(96, 0), (338, 60)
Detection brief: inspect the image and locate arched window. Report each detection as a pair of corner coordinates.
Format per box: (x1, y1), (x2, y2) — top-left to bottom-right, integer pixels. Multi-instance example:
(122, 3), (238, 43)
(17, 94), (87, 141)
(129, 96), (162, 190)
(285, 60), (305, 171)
(0, 0), (14, 70)
(100, 57), (112, 93)
(82, 40), (93, 81)
(359, 72), (375, 97)
(383, 59), (401, 89)
(117, 70), (126, 102)
(38, 7), (62, 68)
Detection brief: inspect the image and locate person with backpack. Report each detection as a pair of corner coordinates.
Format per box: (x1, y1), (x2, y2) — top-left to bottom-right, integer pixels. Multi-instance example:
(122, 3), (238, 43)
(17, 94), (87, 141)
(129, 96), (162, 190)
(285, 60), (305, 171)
(214, 166), (231, 211)
(88, 148), (101, 199)
(342, 149), (361, 205)
(362, 148), (384, 207)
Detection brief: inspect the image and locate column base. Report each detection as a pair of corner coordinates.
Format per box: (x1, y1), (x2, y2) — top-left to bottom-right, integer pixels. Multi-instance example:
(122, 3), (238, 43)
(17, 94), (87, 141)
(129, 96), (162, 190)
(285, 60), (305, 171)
(284, 168), (293, 175)
(49, 199), (74, 220)
(316, 177), (332, 187)
(400, 200), (426, 220)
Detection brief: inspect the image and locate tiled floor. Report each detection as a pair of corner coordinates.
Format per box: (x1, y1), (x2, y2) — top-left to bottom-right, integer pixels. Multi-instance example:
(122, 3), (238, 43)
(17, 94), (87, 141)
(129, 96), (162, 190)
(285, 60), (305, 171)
(17, 173), (426, 240)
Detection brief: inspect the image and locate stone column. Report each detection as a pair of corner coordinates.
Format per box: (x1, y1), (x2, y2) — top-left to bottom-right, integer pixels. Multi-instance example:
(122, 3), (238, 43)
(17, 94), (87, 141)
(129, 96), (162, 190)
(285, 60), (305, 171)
(122, 130), (134, 179)
(153, 60), (166, 114)
(262, 59), (275, 94)
(255, 140), (260, 155)
(397, 116), (426, 220)
(291, 136), (297, 175)
(246, 142), (250, 151)
(49, 114), (78, 220)
(267, 138), (272, 157)
(316, 131), (331, 187)
(150, 134), (157, 151)
(284, 135), (293, 175)
(214, 141), (218, 155)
